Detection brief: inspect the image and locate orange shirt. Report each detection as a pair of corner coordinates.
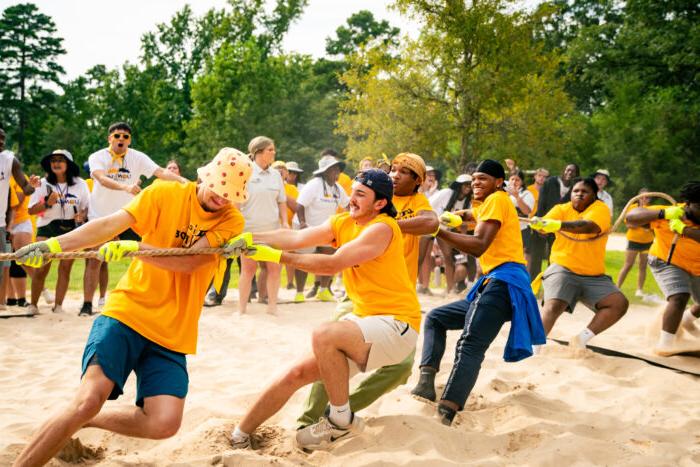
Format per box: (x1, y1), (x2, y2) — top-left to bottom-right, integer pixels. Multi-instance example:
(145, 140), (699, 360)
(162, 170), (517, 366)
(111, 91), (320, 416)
(9, 176), (31, 225)
(284, 183), (298, 225)
(472, 190), (526, 274)
(331, 212), (421, 331)
(337, 172), (353, 196)
(102, 181), (245, 354)
(544, 200), (610, 276)
(648, 204), (700, 275)
(625, 203), (654, 244)
(527, 183), (540, 217)
(393, 192), (433, 284)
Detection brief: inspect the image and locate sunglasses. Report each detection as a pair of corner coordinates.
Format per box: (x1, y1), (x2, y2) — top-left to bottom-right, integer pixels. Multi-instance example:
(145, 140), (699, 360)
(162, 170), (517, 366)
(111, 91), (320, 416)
(111, 133), (131, 140)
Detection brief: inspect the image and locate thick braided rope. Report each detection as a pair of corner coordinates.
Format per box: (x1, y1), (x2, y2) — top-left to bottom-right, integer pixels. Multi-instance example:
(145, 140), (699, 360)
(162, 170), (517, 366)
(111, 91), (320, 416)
(456, 191), (676, 243)
(0, 247), (228, 261)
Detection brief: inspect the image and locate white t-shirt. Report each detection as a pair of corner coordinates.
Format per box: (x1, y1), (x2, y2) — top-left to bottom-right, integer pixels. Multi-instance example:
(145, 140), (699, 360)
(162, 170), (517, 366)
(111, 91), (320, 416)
(238, 161), (287, 232)
(598, 190), (613, 217)
(429, 188), (467, 215)
(0, 150), (14, 227)
(296, 176), (350, 227)
(509, 189), (535, 230)
(30, 178), (90, 227)
(88, 148), (159, 219)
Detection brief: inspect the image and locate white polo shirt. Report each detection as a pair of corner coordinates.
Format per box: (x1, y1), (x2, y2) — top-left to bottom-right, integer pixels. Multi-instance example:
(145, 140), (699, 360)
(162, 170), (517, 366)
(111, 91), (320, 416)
(296, 176), (349, 227)
(87, 148), (159, 219)
(0, 150), (14, 228)
(238, 161), (286, 232)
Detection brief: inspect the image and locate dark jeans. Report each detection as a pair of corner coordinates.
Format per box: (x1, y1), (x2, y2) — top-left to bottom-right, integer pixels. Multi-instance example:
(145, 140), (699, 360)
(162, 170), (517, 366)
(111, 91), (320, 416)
(420, 279), (512, 409)
(527, 231), (553, 279)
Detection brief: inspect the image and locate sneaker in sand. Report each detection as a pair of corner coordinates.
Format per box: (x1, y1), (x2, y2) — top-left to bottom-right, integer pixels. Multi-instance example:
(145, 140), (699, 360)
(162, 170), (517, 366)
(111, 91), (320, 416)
(315, 288), (334, 302)
(41, 288), (55, 305)
(295, 415), (364, 450)
(294, 292), (306, 303)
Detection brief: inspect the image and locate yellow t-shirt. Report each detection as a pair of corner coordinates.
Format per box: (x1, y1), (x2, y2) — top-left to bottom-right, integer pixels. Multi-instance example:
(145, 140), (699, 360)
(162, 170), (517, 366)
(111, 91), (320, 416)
(648, 204), (699, 275)
(393, 192), (433, 284)
(102, 181), (245, 354)
(544, 200), (610, 276)
(527, 183), (540, 217)
(625, 203), (654, 244)
(9, 176), (31, 225)
(331, 212), (421, 332)
(337, 172), (353, 196)
(284, 183), (298, 225)
(472, 190), (526, 274)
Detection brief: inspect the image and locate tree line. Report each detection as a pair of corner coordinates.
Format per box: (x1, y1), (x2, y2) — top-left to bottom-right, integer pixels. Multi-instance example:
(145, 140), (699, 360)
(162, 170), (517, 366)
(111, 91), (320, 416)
(0, 0), (697, 206)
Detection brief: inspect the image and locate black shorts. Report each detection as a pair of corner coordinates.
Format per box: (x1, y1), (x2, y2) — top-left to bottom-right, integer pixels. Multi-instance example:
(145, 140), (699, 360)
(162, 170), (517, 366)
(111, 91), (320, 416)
(627, 240), (652, 252)
(37, 219), (77, 238)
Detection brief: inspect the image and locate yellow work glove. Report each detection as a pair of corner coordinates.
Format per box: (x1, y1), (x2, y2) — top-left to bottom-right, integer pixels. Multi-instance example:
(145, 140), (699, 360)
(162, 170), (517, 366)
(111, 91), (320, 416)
(669, 218), (686, 235)
(15, 238), (62, 268)
(530, 217), (562, 233)
(440, 211), (463, 228)
(98, 240), (139, 262)
(245, 244), (282, 263)
(664, 206), (684, 220)
(222, 232), (252, 258)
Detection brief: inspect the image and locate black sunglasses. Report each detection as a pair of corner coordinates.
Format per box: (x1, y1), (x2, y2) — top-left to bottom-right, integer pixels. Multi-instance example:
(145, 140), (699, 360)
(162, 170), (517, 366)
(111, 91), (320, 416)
(112, 133), (131, 140)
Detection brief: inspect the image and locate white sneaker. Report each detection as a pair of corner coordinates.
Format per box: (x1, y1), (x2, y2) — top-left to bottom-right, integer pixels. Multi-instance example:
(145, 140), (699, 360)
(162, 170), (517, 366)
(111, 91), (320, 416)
(27, 304), (39, 316)
(644, 293), (664, 304)
(52, 305), (63, 313)
(97, 297), (106, 310)
(295, 415), (364, 450)
(41, 289), (55, 305)
(635, 289), (645, 298)
(230, 433), (252, 450)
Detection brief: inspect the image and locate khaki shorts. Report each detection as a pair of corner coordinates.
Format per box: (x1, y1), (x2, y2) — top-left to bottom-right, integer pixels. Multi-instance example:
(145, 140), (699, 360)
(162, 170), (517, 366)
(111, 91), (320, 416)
(648, 256), (700, 302)
(341, 314), (417, 375)
(543, 263), (620, 312)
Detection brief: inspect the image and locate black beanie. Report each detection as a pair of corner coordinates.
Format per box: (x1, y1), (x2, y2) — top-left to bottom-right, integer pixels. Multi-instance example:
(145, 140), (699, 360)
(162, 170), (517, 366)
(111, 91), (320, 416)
(474, 159), (505, 180)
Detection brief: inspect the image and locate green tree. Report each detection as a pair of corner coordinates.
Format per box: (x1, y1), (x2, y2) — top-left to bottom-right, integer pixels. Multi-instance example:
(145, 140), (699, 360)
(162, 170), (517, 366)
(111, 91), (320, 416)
(0, 2), (65, 159)
(326, 10), (400, 56)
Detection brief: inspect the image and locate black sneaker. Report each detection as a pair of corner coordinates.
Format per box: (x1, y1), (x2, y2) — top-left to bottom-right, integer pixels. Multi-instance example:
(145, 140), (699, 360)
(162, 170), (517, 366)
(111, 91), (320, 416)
(411, 367), (437, 402)
(78, 302), (93, 316)
(305, 283), (319, 299)
(437, 404), (457, 426)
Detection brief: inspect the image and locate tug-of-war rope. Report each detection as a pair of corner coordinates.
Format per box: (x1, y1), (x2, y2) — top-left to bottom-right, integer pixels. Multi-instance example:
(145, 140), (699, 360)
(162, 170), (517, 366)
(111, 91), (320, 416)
(0, 192), (677, 262)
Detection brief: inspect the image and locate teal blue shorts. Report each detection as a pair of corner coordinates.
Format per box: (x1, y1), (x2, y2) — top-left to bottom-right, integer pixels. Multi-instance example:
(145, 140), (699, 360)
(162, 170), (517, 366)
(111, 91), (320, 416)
(81, 315), (188, 407)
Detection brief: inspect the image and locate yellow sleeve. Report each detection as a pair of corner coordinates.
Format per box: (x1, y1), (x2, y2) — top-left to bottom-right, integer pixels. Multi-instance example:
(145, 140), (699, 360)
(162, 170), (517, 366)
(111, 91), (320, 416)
(476, 193), (507, 224)
(543, 203), (564, 221)
(330, 213), (344, 248)
(414, 193), (433, 212)
(205, 210), (245, 248)
(123, 184), (161, 236)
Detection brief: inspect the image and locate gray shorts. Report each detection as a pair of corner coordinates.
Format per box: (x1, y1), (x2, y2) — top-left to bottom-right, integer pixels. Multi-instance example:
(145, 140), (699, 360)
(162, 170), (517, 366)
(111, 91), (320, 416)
(0, 227), (8, 268)
(648, 256), (700, 302)
(543, 263), (621, 312)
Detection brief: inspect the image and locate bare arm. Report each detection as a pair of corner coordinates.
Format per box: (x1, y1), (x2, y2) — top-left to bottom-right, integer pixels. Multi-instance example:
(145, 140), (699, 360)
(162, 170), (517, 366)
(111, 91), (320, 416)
(92, 169), (131, 192)
(286, 196), (299, 214)
(397, 210), (439, 236)
(625, 207), (661, 227)
(11, 158), (34, 195)
(278, 201), (289, 228)
(253, 219), (335, 251)
(138, 234), (217, 273)
(55, 210), (135, 250)
(296, 204), (308, 228)
(560, 220), (601, 234)
(279, 222), (392, 275)
(436, 219), (500, 257)
(153, 167), (188, 183)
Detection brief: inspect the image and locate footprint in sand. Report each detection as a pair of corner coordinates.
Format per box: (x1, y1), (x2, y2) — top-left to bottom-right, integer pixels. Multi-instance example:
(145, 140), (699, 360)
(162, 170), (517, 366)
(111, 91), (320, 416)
(57, 438), (104, 463)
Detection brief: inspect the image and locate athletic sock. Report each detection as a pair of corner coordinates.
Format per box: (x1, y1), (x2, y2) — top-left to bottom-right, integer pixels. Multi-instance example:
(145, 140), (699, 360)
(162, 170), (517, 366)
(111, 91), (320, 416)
(578, 328), (596, 346)
(329, 402), (352, 428)
(231, 426), (249, 443)
(658, 330), (675, 347)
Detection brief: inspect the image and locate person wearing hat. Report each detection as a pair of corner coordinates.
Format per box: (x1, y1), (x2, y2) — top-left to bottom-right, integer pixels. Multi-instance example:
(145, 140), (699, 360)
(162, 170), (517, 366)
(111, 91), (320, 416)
(13, 148), (251, 467)
(285, 160), (305, 191)
(25, 150), (90, 315)
(421, 165), (441, 199)
(411, 159), (544, 426)
(593, 169), (613, 217)
(428, 173), (474, 295)
(230, 169), (421, 450)
(295, 154), (350, 302)
(81, 122), (188, 317)
(295, 152), (438, 429)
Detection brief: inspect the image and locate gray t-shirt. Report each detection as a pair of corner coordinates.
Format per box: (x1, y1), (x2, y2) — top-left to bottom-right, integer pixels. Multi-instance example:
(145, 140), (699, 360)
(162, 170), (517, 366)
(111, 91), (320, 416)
(238, 161), (286, 232)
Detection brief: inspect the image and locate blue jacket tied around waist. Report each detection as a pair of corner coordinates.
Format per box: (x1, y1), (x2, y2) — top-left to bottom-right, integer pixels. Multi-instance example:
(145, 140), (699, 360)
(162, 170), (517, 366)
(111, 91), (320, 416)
(467, 262), (545, 362)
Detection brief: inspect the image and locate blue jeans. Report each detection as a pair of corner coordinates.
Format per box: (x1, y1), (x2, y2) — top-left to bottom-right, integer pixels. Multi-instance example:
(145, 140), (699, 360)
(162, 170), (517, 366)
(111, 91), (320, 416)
(420, 279), (512, 409)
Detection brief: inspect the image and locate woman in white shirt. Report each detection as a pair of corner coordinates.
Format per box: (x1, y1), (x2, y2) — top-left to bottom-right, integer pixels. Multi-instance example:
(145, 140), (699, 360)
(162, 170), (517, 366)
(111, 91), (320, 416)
(237, 136), (288, 315)
(506, 170), (535, 262)
(28, 150), (89, 314)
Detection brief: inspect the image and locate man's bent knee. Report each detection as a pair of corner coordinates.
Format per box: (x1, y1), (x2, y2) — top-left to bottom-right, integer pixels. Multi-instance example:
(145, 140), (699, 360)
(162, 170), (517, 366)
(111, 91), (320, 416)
(146, 413), (182, 439)
(72, 393), (106, 423)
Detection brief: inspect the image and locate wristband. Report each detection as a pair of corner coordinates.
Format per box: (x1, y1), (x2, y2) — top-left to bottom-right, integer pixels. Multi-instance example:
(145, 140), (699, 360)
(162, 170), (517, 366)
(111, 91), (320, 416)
(658, 209), (665, 220)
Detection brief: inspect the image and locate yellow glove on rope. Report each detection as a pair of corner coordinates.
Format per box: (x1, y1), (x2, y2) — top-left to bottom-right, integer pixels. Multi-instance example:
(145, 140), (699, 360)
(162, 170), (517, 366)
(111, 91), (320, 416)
(440, 211), (463, 228)
(15, 237), (62, 268)
(98, 240), (139, 262)
(530, 217), (562, 233)
(223, 232), (253, 258)
(664, 206), (685, 220)
(669, 218), (686, 235)
(245, 244), (282, 263)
